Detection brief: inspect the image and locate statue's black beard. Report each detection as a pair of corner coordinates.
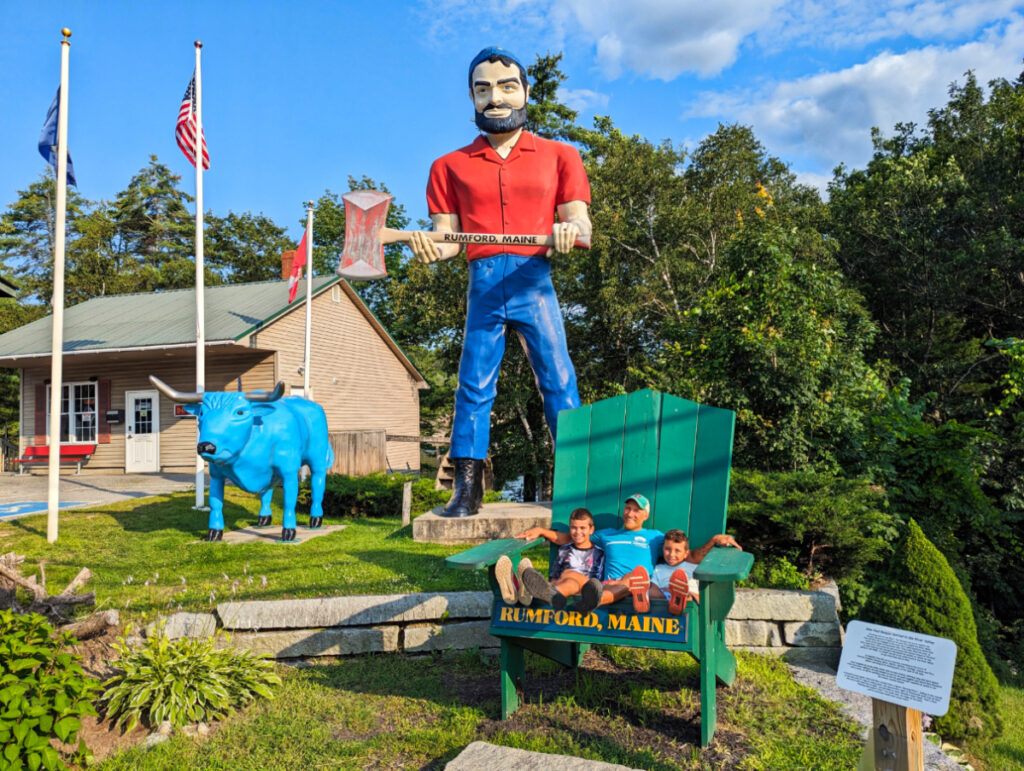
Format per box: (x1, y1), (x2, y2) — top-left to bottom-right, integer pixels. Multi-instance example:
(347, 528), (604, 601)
(475, 104), (528, 134)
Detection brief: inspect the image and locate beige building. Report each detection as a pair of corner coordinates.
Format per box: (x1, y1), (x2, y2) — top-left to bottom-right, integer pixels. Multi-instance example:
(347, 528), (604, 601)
(0, 277), (427, 474)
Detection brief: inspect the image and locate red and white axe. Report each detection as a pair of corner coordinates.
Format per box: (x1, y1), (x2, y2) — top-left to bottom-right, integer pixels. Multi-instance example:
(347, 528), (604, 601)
(336, 190), (590, 280)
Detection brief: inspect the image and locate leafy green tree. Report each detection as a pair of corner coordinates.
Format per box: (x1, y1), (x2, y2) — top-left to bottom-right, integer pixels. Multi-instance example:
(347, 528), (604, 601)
(0, 299), (45, 447)
(107, 156), (197, 288)
(862, 519), (1003, 740)
(207, 211), (295, 283)
(0, 172), (89, 303)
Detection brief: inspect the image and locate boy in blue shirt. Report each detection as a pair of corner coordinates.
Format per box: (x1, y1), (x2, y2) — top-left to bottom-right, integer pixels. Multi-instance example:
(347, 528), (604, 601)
(519, 493), (663, 613)
(652, 528), (742, 614)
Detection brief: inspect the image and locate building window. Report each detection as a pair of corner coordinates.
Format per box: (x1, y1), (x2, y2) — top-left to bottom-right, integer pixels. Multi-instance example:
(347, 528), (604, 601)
(45, 382), (97, 444)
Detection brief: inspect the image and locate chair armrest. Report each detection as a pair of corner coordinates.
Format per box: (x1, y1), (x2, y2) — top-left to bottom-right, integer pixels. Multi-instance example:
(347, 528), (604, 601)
(693, 547), (753, 583)
(445, 537), (546, 570)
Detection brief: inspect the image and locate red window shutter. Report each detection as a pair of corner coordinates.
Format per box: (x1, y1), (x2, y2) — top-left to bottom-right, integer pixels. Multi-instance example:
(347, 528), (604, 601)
(34, 383), (46, 445)
(98, 379), (112, 444)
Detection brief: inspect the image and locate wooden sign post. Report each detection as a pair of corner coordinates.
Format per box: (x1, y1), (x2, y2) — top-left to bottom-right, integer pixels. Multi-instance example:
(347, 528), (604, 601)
(837, 621), (957, 771)
(871, 700), (924, 771)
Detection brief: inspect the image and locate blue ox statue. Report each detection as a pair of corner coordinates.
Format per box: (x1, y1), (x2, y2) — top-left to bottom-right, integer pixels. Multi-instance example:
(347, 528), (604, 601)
(149, 376), (334, 542)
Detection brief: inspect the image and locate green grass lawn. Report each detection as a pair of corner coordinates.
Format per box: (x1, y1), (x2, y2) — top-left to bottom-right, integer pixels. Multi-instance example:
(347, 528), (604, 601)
(963, 683), (1024, 770)
(0, 488), (525, 623)
(97, 649), (863, 771)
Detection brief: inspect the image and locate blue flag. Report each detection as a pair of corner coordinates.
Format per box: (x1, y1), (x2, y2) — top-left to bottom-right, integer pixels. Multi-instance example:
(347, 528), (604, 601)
(38, 88), (77, 187)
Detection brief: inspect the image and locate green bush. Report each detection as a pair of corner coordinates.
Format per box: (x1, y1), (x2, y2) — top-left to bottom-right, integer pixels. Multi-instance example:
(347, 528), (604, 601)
(861, 519), (1003, 740)
(299, 473), (499, 519)
(729, 469), (897, 585)
(739, 556), (810, 591)
(101, 630), (281, 731)
(0, 610), (98, 771)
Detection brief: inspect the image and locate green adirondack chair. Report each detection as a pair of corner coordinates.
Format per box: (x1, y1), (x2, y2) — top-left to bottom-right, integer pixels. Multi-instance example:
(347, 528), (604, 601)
(445, 389), (753, 746)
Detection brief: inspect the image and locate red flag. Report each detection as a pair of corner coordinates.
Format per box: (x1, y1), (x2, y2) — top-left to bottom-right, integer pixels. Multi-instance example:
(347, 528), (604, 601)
(176, 73), (210, 169)
(288, 231), (307, 303)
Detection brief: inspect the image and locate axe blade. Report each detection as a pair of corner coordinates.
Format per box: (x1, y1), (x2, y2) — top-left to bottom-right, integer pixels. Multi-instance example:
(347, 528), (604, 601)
(338, 190), (391, 280)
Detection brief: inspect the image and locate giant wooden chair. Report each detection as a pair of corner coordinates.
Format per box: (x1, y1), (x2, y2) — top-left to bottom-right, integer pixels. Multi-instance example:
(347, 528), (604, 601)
(446, 389), (753, 745)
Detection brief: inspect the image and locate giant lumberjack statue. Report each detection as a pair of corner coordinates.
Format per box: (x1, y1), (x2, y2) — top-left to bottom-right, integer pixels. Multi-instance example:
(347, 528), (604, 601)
(408, 46), (592, 518)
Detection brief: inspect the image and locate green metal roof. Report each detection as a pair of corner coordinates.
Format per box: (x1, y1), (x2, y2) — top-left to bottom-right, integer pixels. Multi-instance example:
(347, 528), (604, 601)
(0, 277), (339, 357)
(0, 275), (16, 299)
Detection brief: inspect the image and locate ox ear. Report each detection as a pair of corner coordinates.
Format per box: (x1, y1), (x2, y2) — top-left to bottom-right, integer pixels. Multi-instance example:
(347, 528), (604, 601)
(182, 403), (201, 416)
(251, 403), (275, 417)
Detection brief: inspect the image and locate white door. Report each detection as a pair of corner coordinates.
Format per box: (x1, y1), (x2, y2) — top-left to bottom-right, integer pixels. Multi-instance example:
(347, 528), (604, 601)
(125, 390), (160, 473)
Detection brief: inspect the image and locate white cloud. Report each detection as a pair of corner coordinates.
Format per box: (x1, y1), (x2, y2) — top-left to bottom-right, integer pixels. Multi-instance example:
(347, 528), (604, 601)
(688, 16), (1024, 173)
(564, 0), (784, 78)
(559, 87), (610, 112)
(766, 0), (1024, 49)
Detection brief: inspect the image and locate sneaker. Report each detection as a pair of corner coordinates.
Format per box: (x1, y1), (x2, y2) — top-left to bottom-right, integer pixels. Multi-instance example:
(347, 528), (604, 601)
(667, 567), (690, 615)
(515, 557), (535, 606)
(519, 562), (567, 610)
(624, 565), (651, 613)
(494, 555), (517, 604)
(574, 577), (604, 615)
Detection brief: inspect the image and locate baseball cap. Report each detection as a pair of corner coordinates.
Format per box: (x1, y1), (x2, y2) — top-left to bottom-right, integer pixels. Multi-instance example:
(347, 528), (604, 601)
(625, 493), (650, 511)
(468, 46), (528, 89)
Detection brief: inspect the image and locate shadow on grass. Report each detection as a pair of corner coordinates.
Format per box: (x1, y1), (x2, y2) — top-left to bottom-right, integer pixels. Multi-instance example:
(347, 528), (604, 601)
(105, 496), (259, 536)
(296, 649), (721, 770)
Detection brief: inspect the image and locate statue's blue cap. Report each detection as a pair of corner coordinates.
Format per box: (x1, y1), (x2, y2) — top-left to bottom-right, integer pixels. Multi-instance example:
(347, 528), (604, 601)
(468, 46), (528, 89)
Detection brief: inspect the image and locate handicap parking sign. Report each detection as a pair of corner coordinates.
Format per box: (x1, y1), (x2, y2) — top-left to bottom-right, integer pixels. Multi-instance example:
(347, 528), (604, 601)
(0, 502), (85, 519)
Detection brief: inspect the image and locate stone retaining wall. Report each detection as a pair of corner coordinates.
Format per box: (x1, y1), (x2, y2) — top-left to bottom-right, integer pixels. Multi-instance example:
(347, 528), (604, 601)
(147, 585), (843, 668)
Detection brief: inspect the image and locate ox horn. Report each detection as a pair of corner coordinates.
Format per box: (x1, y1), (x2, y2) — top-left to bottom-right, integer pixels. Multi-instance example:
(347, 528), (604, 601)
(244, 381), (285, 403)
(149, 375), (202, 403)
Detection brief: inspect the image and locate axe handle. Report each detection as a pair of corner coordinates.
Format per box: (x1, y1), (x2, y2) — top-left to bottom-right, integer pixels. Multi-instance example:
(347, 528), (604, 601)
(379, 226), (591, 250)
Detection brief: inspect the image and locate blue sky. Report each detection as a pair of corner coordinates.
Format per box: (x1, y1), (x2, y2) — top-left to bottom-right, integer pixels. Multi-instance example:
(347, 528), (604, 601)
(2, 1), (1023, 241)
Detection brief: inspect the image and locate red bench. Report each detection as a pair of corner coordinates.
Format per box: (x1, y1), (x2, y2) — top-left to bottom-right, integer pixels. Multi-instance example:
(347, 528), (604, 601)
(12, 444), (96, 474)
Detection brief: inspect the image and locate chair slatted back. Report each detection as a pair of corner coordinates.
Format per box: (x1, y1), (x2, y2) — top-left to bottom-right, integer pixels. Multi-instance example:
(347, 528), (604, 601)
(551, 389), (735, 544)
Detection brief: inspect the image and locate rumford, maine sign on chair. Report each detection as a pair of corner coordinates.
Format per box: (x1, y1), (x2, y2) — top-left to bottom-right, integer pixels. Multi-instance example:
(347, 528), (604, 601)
(446, 389), (753, 746)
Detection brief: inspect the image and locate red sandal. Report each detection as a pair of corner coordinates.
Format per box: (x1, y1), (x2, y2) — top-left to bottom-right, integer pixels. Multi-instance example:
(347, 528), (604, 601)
(624, 565), (651, 613)
(668, 567), (690, 615)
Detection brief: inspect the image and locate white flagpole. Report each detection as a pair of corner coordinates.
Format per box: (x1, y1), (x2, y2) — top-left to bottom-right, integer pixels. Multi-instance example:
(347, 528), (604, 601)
(303, 202), (314, 398)
(193, 40), (207, 510)
(46, 28), (72, 544)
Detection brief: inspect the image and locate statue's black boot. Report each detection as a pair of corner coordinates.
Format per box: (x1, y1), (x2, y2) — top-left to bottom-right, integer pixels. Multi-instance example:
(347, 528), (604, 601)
(443, 458), (483, 518)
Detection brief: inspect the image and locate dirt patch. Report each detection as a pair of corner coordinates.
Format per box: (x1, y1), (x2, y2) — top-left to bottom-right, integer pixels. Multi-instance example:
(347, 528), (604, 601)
(69, 715), (150, 765)
(70, 629), (122, 680)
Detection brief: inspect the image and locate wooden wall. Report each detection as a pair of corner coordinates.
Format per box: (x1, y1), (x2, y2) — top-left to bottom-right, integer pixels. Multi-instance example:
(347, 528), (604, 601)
(17, 282), (425, 475)
(251, 284), (424, 473)
(20, 351), (274, 472)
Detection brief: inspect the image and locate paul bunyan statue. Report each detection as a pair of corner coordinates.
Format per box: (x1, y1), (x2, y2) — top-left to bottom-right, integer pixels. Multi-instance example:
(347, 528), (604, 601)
(408, 46), (592, 518)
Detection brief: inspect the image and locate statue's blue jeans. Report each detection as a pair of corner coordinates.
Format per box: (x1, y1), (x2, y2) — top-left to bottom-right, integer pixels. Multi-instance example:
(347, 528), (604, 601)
(450, 253), (580, 459)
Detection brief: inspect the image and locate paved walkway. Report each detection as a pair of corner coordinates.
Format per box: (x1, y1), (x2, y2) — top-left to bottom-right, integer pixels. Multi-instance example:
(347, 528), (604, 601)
(0, 471), (199, 508)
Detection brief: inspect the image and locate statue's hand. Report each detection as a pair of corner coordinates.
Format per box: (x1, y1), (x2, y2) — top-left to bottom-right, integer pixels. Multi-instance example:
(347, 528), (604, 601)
(547, 221), (581, 257)
(409, 231), (443, 264)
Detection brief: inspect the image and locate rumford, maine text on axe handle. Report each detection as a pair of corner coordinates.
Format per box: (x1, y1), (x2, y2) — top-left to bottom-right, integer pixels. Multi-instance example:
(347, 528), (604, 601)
(336, 189), (590, 280)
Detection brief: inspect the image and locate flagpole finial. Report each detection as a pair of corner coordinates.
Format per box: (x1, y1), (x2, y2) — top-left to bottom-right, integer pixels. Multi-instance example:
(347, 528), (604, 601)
(61, 28), (71, 41)
(195, 40), (203, 48)
(308, 200), (315, 209)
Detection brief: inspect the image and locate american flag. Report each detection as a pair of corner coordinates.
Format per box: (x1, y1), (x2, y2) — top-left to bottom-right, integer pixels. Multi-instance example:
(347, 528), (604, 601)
(175, 73), (209, 169)
(288, 231), (308, 303)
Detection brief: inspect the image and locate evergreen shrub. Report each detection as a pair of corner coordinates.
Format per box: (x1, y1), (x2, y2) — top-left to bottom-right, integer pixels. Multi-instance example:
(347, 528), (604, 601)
(0, 610), (98, 771)
(729, 469), (897, 585)
(861, 519), (1003, 740)
(299, 473), (499, 519)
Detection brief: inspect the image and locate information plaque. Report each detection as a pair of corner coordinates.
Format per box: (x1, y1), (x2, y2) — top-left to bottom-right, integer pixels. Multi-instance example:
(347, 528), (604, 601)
(837, 620), (956, 715)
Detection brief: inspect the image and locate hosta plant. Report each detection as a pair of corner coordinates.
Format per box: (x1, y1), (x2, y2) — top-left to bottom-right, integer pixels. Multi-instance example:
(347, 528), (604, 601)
(101, 630), (281, 731)
(0, 610), (98, 771)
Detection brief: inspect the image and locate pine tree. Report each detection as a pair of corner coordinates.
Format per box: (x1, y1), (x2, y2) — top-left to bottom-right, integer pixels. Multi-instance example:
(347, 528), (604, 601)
(861, 519), (1003, 740)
